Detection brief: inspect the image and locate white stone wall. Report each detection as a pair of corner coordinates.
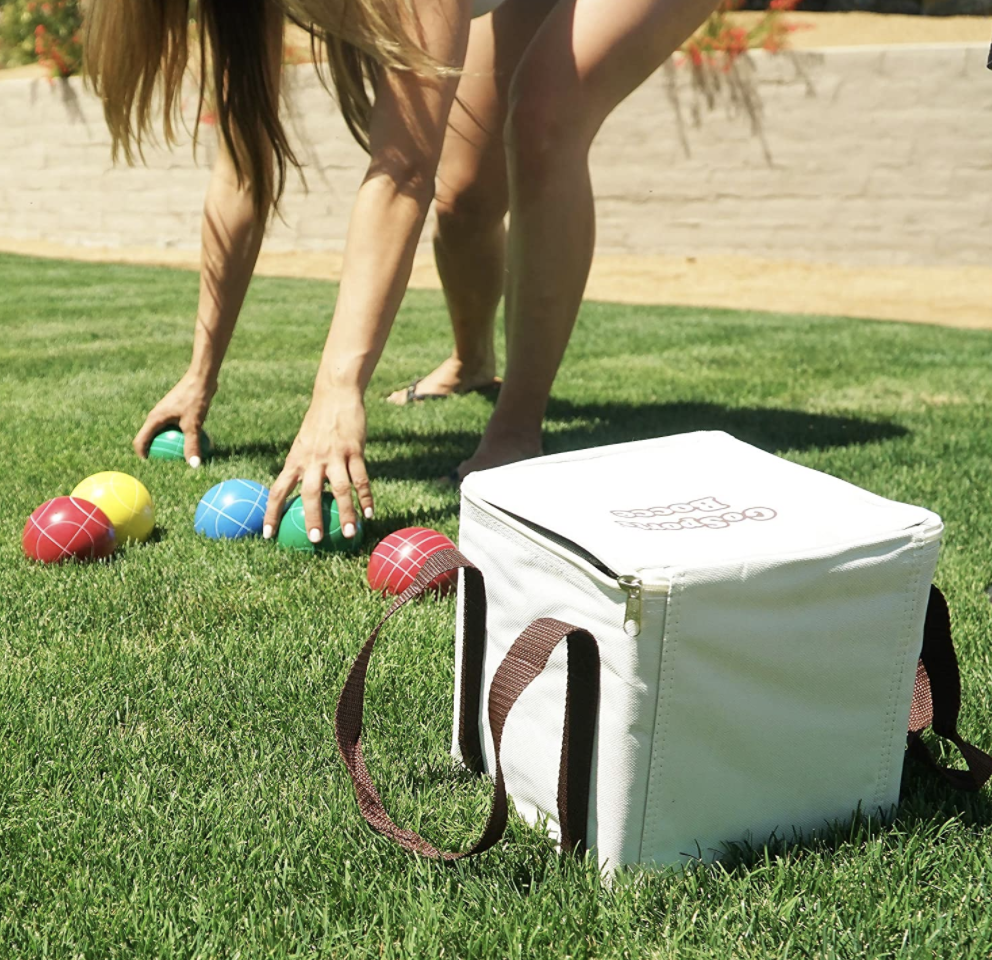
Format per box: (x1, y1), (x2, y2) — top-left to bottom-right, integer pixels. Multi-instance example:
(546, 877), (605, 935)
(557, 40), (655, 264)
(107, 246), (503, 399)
(1, 43), (990, 267)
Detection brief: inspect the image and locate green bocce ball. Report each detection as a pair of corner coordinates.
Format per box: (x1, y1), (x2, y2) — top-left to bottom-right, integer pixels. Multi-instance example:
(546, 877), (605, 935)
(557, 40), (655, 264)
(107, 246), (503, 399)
(148, 428), (212, 462)
(276, 493), (363, 554)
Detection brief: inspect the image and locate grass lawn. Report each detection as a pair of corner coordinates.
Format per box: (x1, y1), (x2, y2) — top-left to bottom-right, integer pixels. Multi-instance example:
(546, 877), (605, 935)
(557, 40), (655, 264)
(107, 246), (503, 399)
(2, 252), (992, 959)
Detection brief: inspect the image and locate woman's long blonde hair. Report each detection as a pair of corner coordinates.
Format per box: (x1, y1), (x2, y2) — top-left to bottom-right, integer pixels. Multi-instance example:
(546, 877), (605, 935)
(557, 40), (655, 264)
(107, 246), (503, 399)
(83, 0), (442, 217)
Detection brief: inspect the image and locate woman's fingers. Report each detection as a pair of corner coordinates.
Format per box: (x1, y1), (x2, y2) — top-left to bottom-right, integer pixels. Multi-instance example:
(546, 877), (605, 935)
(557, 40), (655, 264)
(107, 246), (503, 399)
(348, 453), (375, 522)
(263, 467), (299, 540)
(263, 457), (366, 543)
(133, 412), (170, 459)
(300, 466), (327, 543)
(327, 457), (358, 539)
(182, 423), (204, 468)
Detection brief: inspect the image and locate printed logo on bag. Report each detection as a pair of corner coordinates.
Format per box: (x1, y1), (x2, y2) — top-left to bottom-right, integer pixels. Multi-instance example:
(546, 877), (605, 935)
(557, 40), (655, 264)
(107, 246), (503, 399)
(610, 496), (777, 531)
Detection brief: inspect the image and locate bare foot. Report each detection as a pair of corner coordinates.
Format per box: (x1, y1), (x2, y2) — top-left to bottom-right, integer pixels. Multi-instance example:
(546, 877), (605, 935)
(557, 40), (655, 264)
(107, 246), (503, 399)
(448, 432), (544, 486)
(386, 356), (501, 406)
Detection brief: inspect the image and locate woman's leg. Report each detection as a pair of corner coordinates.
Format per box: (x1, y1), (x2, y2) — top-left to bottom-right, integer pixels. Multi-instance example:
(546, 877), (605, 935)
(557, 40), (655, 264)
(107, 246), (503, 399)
(387, 0), (557, 404)
(457, 0), (719, 472)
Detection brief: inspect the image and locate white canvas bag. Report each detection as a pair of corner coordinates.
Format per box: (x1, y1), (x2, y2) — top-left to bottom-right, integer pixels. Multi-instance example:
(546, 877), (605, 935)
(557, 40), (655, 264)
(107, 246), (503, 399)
(337, 432), (991, 870)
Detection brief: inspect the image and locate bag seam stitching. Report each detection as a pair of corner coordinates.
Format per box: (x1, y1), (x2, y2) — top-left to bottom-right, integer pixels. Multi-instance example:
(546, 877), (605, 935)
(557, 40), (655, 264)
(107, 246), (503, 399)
(640, 570), (685, 863)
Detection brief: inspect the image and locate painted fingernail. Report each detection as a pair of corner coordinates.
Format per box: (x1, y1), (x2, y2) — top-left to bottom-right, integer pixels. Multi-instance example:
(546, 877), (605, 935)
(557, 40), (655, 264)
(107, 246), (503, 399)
(364, 507), (374, 520)
(343, 523), (356, 539)
(263, 524), (273, 540)
(189, 456), (201, 469)
(309, 528), (322, 543)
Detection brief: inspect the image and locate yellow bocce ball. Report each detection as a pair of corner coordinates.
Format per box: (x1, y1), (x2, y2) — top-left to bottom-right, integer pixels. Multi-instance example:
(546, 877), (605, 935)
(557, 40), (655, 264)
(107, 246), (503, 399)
(72, 472), (155, 543)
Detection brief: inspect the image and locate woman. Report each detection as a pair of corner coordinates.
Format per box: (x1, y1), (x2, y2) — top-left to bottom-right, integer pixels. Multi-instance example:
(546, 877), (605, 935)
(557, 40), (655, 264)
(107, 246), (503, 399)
(85, 0), (718, 545)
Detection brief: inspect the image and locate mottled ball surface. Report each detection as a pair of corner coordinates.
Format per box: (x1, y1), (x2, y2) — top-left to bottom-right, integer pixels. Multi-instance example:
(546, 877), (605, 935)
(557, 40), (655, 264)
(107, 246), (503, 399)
(194, 479), (269, 540)
(149, 428), (212, 462)
(23, 496), (117, 564)
(276, 493), (363, 554)
(71, 472), (155, 543)
(367, 527), (457, 596)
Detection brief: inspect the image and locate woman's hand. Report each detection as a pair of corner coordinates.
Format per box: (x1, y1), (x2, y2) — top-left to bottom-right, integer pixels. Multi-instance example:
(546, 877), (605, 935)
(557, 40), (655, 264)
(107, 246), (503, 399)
(262, 386), (374, 543)
(133, 372), (217, 466)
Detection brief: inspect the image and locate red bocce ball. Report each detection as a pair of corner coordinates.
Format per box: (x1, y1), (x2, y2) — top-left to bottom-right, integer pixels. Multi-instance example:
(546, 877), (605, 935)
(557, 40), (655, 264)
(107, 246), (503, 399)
(367, 527), (458, 596)
(23, 496), (117, 564)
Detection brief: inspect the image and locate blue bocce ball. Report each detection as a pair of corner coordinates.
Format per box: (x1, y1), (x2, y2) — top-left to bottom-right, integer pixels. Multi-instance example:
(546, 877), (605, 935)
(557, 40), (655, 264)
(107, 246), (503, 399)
(194, 479), (269, 540)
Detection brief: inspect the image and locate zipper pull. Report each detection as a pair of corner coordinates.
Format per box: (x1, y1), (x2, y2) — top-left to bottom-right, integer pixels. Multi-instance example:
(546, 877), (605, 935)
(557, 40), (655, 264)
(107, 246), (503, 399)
(618, 575), (643, 638)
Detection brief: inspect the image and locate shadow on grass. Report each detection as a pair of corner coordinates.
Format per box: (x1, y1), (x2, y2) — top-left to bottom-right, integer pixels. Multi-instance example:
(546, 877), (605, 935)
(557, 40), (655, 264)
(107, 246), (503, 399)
(371, 399), (909, 482)
(397, 745), (992, 893)
(622, 750), (992, 885)
(895, 750), (992, 828)
(201, 402), (908, 495)
(208, 442), (286, 475)
(371, 503), (460, 536)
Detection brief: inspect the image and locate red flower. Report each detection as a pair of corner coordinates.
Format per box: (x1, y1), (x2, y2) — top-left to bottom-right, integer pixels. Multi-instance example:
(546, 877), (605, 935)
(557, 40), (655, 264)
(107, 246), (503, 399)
(679, 0), (797, 72)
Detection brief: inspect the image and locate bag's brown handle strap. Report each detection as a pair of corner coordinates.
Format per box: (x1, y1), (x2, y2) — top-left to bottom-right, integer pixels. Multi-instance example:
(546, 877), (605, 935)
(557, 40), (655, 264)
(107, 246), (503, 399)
(907, 584), (992, 791)
(335, 548), (601, 859)
(486, 617), (600, 855)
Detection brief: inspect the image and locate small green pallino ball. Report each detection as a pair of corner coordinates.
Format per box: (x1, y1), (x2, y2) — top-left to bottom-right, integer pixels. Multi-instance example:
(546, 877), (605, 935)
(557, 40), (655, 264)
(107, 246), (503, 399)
(276, 493), (363, 554)
(148, 428), (212, 462)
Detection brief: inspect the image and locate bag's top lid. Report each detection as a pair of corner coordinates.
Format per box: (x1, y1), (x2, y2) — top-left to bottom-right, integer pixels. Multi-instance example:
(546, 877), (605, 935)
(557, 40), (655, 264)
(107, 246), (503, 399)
(461, 432), (942, 580)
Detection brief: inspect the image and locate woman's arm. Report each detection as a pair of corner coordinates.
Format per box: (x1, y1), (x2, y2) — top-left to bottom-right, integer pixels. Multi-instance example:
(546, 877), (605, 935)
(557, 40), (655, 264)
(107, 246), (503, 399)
(132, 146), (272, 465)
(133, 16), (284, 466)
(262, 0), (470, 541)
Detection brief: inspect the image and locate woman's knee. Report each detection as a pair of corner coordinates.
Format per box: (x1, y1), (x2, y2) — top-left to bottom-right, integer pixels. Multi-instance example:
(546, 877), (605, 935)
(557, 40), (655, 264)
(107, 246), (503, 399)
(503, 82), (589, 192)
(434, 174), (508, 239)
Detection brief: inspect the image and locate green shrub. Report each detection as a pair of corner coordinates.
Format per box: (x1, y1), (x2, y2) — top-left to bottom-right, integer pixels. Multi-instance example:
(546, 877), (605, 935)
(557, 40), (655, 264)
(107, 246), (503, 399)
(0, 0), (83, 77)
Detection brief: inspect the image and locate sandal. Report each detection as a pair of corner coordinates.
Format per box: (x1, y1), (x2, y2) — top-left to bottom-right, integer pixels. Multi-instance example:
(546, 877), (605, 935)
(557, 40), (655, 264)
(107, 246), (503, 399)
(398, 378), (501, 404)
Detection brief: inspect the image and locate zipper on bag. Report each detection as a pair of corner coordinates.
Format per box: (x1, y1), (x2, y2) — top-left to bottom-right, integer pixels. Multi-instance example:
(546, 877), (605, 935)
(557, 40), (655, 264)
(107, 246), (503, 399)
(617, 575), (644, 638)
(473, 498), (666, 638)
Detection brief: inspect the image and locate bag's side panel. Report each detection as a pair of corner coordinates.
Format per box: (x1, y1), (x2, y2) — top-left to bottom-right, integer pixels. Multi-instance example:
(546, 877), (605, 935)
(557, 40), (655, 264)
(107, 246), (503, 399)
(641, 532), (940, 867)
(454, 497), (666, 872)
